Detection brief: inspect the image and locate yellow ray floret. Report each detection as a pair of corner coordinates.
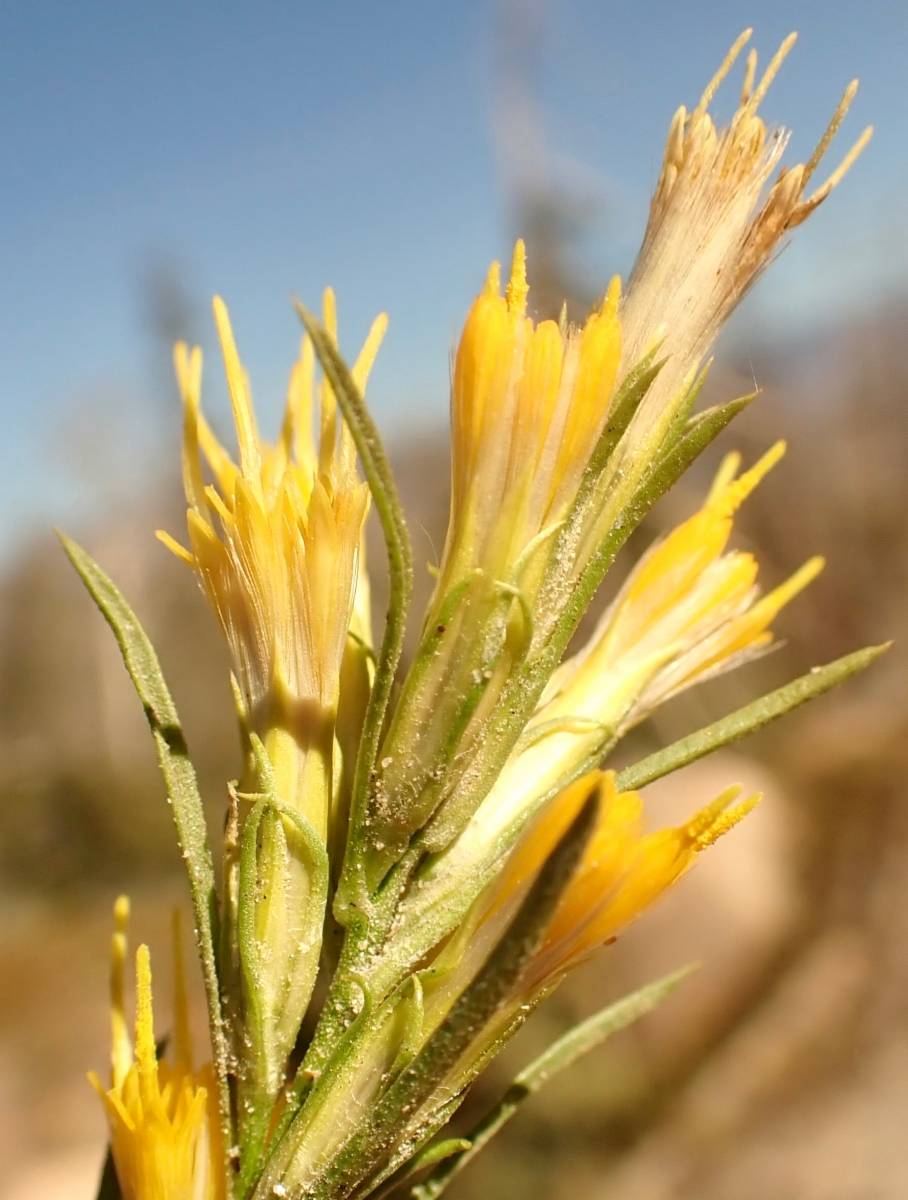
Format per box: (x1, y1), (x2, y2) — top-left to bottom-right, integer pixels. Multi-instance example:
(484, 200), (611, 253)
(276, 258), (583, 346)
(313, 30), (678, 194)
(542, 441), (823, 732)
(447, 240), (622, 572)
(492, 772), (758, 992)
(157, 293), (386, 720)
(88, 899), (224, 1200)
(543, 780), (758, 970)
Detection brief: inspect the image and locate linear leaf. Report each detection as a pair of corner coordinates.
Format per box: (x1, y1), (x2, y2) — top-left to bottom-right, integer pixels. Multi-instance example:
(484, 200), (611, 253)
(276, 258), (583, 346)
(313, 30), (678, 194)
(584, 350), (665, 477)
(617, 643), (890, 793)
(363, 1120), (469, 1200)
(236, 784), (331, 1195)
(657, 359), (711, 455)
(59, 534), (232, 1154)
(412, 966), (694, 1200)
(295, 304), (414, 915)
(405, 1138), (472, 1176)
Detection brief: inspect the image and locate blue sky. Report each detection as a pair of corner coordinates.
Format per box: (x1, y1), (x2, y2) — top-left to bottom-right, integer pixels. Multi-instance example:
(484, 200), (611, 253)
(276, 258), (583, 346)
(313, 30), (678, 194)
(2, 1), (905, 554)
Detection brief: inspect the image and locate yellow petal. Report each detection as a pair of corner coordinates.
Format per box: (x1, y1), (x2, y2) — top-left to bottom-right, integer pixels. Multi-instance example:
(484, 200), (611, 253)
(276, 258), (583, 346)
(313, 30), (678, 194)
(212, 295), (261, 481)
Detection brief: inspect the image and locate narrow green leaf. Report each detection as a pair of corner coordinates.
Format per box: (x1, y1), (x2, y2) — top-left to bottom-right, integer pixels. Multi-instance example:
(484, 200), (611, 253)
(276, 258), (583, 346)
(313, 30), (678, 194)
(675, 389), (757, 456)
(398, 572), (478, 706)
(536, 390), (758, 690)
(235, 797), (271, 1192)
(294, 304), (414, 916)
(411, 966), (694, 1200)
(617, 643), (890, 793)
(585, 350), (665, 476)
(404, 1137), (472, 1177)
(237, 796), (269, 1054)
(236, 782), (331, 1195)
(364, 1126), (470, 1200)
(657, 359), (711, 455)
(59, 534), (232, 1156)
(390, 973), (426, 1075)
(541, 351), (664, 610)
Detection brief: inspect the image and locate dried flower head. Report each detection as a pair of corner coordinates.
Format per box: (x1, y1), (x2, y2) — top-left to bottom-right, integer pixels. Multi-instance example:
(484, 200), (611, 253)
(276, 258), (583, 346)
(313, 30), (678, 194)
(619, 28), (872, 463)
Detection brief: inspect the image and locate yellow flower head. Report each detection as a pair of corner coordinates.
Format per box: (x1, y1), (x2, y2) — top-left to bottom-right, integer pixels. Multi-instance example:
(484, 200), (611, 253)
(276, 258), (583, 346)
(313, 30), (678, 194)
(158, 292), (386, 727)
(89, 898), (224, 1200)
(531, 772), (757, 986)
(486, 771), (757, 993)
(458, 441), (818, 851)
(619, 28), (872, 459)
(545, 440), (822, 731)
(444, 240), (621, 579)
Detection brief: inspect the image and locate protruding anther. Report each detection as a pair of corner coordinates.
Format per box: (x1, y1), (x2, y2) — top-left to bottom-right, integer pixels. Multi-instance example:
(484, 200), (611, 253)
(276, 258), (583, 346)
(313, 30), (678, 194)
(505, 238), (529, 314)
(749, 31), (798, 111)
(695, 28), (753, 116)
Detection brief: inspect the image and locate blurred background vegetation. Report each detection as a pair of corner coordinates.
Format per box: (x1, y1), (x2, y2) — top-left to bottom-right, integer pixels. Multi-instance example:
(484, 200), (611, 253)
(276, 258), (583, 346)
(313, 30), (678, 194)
(2, 3), (905, 1198)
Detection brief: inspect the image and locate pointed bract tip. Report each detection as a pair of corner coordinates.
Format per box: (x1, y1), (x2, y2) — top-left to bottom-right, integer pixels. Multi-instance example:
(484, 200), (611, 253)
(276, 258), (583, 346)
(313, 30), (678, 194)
(484, 260), (502, 296)
(600, 274), (622, 317)
(505, 238), (529, 315)
(322, 286), (338, 337)
(697, 27), (754, 114)
(749, 31), (798, 110)
(114, 895), (130, 927)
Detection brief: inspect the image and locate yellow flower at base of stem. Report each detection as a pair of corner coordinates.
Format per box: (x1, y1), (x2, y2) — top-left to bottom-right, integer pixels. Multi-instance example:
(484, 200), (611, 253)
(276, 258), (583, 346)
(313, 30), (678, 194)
(88, 898), (224, 1200)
